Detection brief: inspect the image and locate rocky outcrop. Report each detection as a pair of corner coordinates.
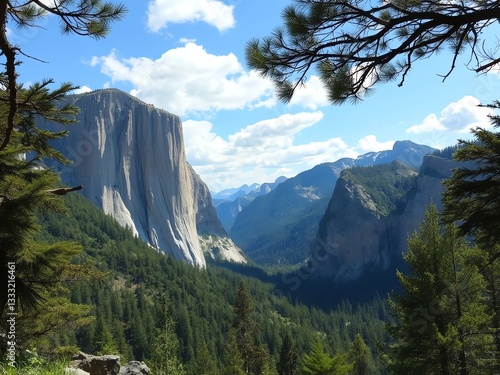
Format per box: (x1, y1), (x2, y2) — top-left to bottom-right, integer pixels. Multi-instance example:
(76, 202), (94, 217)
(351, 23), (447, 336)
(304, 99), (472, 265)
(189, 164), (246, 263)
(312, 154), (460, 281)
(66, 352), (150, 375)
(43, 89), (205, 266)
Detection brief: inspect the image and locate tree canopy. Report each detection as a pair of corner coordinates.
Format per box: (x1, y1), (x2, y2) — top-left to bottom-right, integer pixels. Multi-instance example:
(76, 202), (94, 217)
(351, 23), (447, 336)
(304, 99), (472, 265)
(246, 0), (500, 104)
(443, 102), (500, 246)
(0, 0), (126, 352)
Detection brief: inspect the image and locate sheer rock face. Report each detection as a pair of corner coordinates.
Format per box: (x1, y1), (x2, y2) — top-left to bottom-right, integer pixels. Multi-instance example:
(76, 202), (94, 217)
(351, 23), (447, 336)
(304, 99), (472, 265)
(313, 155), (459, 281)
(46, 89), (205, 267)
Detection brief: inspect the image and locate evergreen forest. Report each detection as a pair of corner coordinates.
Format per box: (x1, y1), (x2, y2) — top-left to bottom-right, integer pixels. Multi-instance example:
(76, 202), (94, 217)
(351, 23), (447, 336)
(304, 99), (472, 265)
(26, 191), (389, 374)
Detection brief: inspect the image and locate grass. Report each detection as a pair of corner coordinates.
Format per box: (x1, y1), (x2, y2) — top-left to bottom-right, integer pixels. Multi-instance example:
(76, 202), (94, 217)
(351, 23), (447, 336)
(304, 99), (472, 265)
(0, 351), (70, 375)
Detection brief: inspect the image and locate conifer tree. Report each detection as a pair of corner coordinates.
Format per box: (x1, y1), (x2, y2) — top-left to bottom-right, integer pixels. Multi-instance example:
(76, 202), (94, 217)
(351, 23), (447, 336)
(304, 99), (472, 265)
(246, 0), (500, 104)
(348, 333), (377, 375)
(443, 102), (500, 245)
(386, 206), (492, 375)
(0, 0), (126, 352)
(277, 332), (299, 375)
(232, 281), (258, 374)
(188, 342), (217, 375)
(301, 339), (351, 375)
(442, 102), (500, 369)
(223, 328), (245, 375)
(149, 297), (186, 375)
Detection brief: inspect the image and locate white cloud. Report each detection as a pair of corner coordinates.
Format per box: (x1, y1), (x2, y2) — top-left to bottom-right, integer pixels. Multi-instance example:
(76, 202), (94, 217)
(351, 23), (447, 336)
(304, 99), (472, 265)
(183, 112), (397, 190)
(406, 114), (446, 134)
(406, 96), (492, 134)
(73, 85), (92, 94)
(288, 75), (330, 109)
(356, 135), (394, 152)
(147, 0), (235, 32)
(91, 43), (275, 116)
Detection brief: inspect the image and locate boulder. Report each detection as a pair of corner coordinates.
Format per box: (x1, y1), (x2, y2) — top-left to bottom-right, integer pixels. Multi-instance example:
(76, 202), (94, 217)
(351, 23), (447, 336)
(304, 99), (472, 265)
(69, 352), (121, 375)
(119, 361), (150, 374)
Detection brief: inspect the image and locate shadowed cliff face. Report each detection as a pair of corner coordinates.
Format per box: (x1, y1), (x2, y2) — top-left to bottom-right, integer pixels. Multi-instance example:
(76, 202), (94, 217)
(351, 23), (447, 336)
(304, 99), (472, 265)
(188, 164), (246, 263)
(229, 141), (435, 266)
(44, 89), (205, 266)
(312, 155), (460, 281)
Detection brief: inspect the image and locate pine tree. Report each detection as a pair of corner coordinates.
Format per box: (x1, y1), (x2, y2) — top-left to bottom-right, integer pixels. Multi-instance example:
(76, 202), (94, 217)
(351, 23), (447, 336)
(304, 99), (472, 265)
(301, 339), (351, 375)
(232, 281), (257, 374)
(386, 206), (492, 375)
(348, 333), (377, 375)
(223, 328), (245, 375)
(0, 0), (126, 353)
(188, 342), (217, 375)
(149, 297), (186, 375)
(443, 104), (500, 367)
(443, 103), (500, 245)
(277, 332), (299, 375)
(245, 0), (500, 104)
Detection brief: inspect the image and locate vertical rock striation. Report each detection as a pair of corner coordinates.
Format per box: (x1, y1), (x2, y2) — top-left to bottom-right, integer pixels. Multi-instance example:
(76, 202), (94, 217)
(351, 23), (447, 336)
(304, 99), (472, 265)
(45, 89), (205, 267)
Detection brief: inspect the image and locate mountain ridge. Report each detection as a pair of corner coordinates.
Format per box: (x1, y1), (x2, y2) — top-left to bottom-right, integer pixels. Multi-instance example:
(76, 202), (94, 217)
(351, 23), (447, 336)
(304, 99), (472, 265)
(229, 140), (436, 266)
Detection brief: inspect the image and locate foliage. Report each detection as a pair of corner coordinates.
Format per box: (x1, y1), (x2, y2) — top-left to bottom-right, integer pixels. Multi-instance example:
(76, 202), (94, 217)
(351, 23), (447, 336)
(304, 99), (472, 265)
(148, 297), (186, 375)
(232, 281), (258, 374)
(0, 0), (126, 355)
(443, 102), (500, 245)
(341, 161), (416, 216)
(348, 333), (378, 375)
(246, 0), (500, 104)
(222, 329), (245, 375)
(0, 349), (70, 375)
(386, 206), (493, 374)
(277, 332), (299, 375)
(301, 339), (351, 375)
(35, 191), (390, 373)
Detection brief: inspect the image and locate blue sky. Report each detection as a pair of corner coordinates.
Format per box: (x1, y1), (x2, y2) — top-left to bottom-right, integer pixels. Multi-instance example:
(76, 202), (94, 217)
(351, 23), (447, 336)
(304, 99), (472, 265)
(11, 0), (500, 191)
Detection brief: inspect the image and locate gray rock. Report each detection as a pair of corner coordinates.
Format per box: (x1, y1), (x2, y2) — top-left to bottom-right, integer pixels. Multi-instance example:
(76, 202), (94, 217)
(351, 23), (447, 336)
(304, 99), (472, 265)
(70, 352), (120, 375)
(65, 368), (90, 375)
(313, 154), (460, 281)
(41, 89), (205, 267)
(119, 361), (150, 374)
(189, 164), (246, 263)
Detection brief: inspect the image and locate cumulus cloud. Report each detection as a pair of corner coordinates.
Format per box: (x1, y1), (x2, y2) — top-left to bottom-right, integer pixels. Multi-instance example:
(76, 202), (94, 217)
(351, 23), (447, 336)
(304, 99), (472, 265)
(288, 75), (330, 110)
(147, 0), (235, 32)
(90, 43), (275, 116)
(406, 96), (492, 134)
(356, 135), (394, 152)
(182, 112), (397, 190)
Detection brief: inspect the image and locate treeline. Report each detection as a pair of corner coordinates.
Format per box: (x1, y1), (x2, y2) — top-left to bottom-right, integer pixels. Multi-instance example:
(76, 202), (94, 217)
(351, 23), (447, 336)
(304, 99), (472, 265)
(33, 192), (389, 374)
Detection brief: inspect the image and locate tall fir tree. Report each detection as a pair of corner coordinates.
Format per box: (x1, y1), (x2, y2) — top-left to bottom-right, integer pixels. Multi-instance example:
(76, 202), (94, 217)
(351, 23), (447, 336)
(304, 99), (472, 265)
(232, 281), (257, 375)
(0, 0), (125, 353)
(301, 339), (351, 375)
(149, 297), (186, 375)
(223, 328), (245, 375)
(386, 206), (492, 375)
(348, 333), (378, 375)
(443, 105), (500, 367)
(277, 332), (299, 375)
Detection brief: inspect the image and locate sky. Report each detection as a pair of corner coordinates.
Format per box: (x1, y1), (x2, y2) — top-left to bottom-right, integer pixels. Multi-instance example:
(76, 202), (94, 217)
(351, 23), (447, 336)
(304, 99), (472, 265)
(9, 0), (500, 191)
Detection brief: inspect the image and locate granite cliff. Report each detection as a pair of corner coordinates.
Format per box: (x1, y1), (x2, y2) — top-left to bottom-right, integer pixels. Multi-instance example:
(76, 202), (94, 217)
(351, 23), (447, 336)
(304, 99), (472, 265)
(229, 141), (435, 266)
(312, 153), (460, 281)
(43, 89), (243, 267)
